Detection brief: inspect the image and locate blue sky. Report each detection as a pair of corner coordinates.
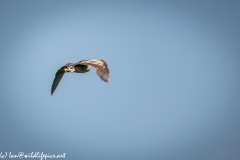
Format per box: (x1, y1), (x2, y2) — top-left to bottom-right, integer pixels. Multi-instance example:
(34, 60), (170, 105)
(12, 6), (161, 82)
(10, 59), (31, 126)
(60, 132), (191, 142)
(0, 0), (240, 160)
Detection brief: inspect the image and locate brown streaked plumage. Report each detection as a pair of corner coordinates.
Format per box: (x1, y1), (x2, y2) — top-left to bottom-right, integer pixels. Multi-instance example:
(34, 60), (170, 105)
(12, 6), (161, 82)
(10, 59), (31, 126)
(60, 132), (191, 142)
(51, 59), (110, 95)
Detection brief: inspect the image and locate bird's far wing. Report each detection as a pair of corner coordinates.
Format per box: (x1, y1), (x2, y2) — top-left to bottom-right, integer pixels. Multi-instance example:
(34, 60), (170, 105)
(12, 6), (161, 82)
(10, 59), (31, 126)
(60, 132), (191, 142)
(51, 66), (66, 95)
(76, 60), (110, 82)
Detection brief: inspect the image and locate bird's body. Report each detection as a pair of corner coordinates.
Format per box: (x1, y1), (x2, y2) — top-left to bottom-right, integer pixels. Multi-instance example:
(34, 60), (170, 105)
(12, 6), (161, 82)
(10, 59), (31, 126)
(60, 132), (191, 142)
(51, 59), (110, 95)
(74, 65), (91, 73)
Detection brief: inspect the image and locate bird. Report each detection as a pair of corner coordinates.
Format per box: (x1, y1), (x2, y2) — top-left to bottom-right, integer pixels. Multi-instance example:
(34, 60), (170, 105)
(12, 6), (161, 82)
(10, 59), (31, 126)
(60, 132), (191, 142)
(51, 59), (110, 95)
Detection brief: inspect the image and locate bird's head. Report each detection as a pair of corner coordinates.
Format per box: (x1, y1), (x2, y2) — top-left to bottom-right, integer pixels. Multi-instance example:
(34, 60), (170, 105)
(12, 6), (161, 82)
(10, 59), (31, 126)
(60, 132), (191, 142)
(65, 63), (75, 72)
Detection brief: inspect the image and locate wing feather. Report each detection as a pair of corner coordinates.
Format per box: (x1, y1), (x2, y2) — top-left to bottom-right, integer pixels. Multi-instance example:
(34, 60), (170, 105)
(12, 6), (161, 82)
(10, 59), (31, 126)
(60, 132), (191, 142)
(76, 60), (110, 82)
(51, 66), (66, 95)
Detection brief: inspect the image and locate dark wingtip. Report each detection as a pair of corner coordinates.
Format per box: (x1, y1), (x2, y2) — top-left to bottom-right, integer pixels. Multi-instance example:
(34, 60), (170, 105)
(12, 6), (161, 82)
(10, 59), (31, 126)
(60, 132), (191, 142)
(51, 89), (54, 96)
(102, 78), (109, 83)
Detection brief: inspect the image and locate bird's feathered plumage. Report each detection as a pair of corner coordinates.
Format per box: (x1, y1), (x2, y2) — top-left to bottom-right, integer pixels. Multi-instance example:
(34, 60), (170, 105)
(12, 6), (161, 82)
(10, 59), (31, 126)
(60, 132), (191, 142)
(51, 59), (110, 95)
(51, 66), (66, 95)
(76, 60), (110, 82)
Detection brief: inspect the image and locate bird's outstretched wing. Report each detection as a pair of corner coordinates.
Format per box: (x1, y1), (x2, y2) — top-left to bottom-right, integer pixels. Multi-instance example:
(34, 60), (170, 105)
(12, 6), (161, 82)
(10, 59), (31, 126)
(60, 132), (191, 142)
(76, 59), (110, 82)
(51, 66), (66, 95)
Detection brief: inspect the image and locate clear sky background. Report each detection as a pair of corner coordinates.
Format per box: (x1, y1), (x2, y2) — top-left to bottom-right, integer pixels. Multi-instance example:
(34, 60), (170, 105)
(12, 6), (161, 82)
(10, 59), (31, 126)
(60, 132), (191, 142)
(0, 0), (240, 160)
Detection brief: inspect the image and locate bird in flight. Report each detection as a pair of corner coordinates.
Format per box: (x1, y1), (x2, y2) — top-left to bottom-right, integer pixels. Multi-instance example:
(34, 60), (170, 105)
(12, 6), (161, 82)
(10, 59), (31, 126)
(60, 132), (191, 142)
(51, 59), (110, 95)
